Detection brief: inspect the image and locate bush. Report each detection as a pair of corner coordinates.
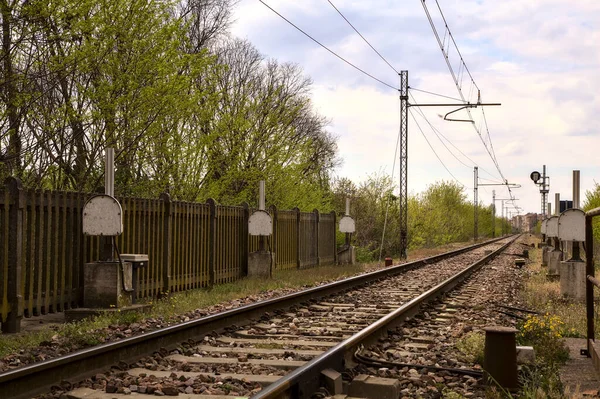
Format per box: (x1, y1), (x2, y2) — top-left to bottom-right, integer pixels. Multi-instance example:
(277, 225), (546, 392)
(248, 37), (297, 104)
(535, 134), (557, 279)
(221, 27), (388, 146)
(517, 314), (569, 365)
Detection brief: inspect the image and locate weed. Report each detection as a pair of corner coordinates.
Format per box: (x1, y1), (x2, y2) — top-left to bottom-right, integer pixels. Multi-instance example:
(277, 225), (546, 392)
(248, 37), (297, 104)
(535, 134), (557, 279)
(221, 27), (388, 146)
(517, 314), (569, 365)
(456, 331), (485, 365)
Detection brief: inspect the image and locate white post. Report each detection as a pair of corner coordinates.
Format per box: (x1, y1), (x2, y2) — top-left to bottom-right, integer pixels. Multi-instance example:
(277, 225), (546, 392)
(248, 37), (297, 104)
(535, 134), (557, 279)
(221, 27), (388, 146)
(573, 170), (580, 209)
(259, 180), (265, 211)
(105, 148), (115, 197)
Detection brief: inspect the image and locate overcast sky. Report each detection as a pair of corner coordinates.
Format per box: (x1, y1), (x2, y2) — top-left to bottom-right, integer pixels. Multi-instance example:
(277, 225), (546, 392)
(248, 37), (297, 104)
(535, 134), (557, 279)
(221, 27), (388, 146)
(230, 0), (600, 215)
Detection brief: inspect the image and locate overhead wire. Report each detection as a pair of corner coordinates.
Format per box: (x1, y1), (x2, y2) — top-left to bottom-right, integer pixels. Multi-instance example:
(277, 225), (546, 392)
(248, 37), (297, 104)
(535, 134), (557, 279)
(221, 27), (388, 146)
(258, 0), (399, 91)
(408, 91), (501, 182)
(420, 0), (512, 198)
(409, 87), (464, 102)
(378, 110), (401, 263)
(409, 108), (467, 189)
(325, 0), (399, 75)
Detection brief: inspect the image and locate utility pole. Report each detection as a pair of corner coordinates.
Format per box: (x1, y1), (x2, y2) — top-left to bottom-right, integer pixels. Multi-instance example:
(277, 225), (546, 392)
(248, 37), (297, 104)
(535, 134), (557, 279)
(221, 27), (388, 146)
(474, 166), (478, 242)
(399, 71), (408, 259)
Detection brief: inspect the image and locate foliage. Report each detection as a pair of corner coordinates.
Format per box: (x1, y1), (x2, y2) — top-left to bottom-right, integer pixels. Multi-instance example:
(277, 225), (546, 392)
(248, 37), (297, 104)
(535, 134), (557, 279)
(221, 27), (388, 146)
(332, 174), (509, 260)
(517, 314), (569, 365)
(0, 0), (338, 212)
(455, 331), (485, 365)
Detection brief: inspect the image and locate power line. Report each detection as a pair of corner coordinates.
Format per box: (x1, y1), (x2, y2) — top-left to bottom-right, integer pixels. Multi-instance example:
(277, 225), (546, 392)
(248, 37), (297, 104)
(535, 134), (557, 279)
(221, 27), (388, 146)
(258, 0), (398, 91)
(409, 108), (467, 189)
(420, 0), (510, 195)
(408, 92), (501, 181)
(409, 87), (464, 102)
(325, 0), (399, 75)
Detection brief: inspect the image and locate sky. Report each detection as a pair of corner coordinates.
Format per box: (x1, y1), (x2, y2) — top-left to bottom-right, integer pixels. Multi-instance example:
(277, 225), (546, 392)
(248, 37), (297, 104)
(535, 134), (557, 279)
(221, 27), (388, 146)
(229, 0), (600, 216)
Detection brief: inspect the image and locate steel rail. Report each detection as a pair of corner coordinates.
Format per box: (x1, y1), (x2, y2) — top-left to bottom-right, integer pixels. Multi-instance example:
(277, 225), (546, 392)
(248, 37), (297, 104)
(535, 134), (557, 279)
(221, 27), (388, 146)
(0, 236), (507, 399)
(254, 235), (518, 399)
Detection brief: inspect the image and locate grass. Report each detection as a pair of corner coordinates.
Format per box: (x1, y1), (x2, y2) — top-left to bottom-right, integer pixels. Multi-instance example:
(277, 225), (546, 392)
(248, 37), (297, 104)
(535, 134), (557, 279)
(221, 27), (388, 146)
(0, 264), (363, 358)
(520, 236), (596, 338)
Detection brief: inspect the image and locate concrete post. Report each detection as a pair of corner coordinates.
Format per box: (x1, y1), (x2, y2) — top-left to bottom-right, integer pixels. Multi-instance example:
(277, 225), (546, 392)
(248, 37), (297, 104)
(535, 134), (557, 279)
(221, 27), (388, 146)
(560, 260), (586, 301)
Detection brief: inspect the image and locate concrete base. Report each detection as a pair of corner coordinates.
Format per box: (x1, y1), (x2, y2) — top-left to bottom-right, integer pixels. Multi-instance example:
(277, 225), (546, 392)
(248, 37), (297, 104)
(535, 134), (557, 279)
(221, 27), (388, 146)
(248, 251), (274, 278)
(541, 246), (549, 266)
(337, 246), (355, 265)
(84, 261), (132, 308)
(64, 304), (151, 323)
(560, 260), (586, 301)
(348, 375), (400, 399)
(548, 250), (563, 276)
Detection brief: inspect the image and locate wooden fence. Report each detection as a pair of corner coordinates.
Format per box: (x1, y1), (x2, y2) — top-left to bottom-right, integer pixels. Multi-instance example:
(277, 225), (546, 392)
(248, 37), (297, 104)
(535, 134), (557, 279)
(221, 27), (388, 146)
(0, 177), (338, 332)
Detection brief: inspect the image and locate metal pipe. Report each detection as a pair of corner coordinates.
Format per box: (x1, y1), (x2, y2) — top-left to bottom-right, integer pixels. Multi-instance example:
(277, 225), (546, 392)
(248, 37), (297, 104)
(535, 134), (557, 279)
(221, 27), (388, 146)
(574, 170), (580, 209)
(555, 193), (560, 215)
(345, 198), (350, 216)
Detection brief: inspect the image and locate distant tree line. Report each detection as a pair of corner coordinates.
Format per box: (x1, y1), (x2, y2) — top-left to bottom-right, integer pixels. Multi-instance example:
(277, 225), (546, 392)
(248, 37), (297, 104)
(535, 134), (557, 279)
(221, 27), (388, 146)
(331, 175), (511, 261)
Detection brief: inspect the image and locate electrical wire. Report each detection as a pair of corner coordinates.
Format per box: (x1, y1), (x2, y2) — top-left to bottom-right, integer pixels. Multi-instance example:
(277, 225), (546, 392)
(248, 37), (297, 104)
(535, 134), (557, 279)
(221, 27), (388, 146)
(325, 0), (399, 75)
(258, 0), (399, 91)
(378, 109), (401, 263)
(409, 108), (467, 189)
(408, 92), (502, 182)
(420, 0), (511, 197)
(409, 87), (464, 102)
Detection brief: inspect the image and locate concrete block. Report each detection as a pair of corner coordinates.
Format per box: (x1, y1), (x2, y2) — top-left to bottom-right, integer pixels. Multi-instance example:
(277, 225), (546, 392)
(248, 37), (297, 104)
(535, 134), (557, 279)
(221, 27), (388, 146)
(83, 262), (132, 308)
(248, 251), (274, 278)
(322, 368), (343, 395)
(338, 246), (356, 265)
(516, 345), (535, 364)
(560, 260), (586, 301)
(514, 258), (526, 268)
(348, 374), (400, 399)
(547, 250), (563, 275)
(541, 246), (549, 266)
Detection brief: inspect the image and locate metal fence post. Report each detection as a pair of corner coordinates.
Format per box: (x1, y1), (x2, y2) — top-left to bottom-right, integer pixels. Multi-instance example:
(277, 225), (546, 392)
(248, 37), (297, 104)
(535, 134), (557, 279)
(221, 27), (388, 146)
(207, 198), (217, 285)
(2, 177), (24, 333)
(159, 193), (172, 295)
(586, 213), (595, 355)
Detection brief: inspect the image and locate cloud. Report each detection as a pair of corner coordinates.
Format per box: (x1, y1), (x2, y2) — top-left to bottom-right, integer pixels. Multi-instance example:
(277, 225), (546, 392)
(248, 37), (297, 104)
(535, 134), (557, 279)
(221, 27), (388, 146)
(230, 0), (600, 213)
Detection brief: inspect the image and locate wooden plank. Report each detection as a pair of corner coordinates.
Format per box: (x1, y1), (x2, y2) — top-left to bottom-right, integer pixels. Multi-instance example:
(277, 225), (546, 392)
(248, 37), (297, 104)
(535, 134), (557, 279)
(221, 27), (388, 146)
(27, 191), (35, 316)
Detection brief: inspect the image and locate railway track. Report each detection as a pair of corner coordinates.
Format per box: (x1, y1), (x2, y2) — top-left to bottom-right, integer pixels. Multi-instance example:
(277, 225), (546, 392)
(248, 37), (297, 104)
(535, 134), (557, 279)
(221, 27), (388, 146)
(0, 236), (515, 399)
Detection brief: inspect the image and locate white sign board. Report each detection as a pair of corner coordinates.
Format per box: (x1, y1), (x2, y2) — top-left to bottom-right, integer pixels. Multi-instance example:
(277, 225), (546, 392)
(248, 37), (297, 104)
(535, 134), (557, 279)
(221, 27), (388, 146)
(546, 216), (559, 238)
(83, 195), (123, 236)
(558, 208), (585, 242)
(541, 219), (547, 235)
(248, 210), (272, 236)
(339, 215), (356, 233)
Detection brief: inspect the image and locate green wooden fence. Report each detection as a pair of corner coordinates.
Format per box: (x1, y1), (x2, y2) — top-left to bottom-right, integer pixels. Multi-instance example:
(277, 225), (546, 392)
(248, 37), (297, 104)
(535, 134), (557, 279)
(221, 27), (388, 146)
(0, 177), (338, 332)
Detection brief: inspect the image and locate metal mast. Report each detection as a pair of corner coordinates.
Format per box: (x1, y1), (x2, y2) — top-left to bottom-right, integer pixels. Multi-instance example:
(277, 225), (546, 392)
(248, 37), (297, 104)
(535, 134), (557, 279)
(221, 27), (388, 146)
(399, 70), (408, 259)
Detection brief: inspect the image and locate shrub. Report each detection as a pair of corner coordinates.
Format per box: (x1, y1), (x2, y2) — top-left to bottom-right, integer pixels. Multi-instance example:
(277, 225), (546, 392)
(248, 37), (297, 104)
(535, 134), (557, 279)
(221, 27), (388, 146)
(517, 314), (569, 365)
